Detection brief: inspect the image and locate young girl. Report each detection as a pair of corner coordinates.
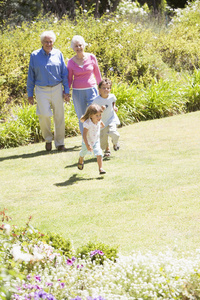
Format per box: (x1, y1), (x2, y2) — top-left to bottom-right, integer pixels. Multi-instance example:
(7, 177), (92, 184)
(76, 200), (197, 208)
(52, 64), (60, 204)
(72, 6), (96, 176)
(78, 104), (106, 175)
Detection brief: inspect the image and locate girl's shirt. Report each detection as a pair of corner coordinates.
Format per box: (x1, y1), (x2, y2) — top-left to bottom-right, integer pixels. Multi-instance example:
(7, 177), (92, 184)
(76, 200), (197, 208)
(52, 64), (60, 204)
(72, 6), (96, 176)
(83, 119), (100, 146)
(93, 94), (120, 127)
(67, 53), (101, 89)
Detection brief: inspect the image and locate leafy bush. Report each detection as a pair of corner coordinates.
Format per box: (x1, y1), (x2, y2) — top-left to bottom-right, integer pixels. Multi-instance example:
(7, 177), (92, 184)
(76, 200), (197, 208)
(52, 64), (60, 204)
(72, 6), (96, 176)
(76, 241), (118, 265)
(183, 69), (200, 112)
(1, 2), (200, 148)
(9, 215), (73, 258)
(41, 232), (72, 258)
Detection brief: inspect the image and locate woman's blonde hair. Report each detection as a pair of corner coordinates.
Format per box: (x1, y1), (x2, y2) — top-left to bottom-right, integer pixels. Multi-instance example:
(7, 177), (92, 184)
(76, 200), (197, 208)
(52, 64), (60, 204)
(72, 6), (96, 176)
(80, 104), (103, 122)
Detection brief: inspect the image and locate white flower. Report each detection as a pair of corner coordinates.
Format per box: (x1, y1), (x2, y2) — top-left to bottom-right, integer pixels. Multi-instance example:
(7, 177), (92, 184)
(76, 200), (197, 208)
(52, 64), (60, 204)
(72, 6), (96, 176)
(11, 244), (33, 262)
(4, 224), (11, 235)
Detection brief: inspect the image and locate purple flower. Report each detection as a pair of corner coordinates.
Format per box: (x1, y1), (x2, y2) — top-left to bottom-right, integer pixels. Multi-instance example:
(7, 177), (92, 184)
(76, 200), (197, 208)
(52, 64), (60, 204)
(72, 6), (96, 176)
(27, 274), (31, 280)
(34, 285), (42, 290)
(90, 250), (98, 257)
(66, 258), (74, 266)
(35, 275), (41, 282)
(47, 295), (56, 300)
(90, 250), (104, 257)
(33, 290), (57, 300)
(37, 290), (47, 298)
(72, 256), (76, 262)
(77, 264), (84, 269)
(87, 297), (106, 300)
(60, 282), (65, 288)
(71, 297), (82, 300)
(46, 282), (53, 287)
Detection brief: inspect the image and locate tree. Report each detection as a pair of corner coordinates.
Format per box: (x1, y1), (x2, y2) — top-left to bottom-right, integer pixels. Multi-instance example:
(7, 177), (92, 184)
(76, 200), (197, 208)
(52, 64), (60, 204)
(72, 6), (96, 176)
(0, 0), (42, 27)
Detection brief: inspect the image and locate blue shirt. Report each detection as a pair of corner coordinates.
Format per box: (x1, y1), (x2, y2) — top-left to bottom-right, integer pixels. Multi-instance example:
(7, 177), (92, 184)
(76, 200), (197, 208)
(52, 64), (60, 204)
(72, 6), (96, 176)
(27, 47), (69, 97)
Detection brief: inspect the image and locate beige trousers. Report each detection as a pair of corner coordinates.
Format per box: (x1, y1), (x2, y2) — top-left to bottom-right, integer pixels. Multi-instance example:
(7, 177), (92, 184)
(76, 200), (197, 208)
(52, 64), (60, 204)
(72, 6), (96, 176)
(100, 123), (120, 150)
(35, 83), (65, 148)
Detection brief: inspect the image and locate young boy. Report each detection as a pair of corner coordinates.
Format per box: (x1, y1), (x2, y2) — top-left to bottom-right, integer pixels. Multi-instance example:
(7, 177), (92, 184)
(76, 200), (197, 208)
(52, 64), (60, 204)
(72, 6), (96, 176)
(93, 78), (120, 157)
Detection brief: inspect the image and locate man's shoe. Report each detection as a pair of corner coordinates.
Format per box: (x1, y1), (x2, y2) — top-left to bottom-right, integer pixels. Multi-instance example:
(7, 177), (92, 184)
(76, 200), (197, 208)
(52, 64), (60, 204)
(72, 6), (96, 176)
(113, 143), (120, 151)
(45, 142), (52, 151)
(57, 145), (67, 151)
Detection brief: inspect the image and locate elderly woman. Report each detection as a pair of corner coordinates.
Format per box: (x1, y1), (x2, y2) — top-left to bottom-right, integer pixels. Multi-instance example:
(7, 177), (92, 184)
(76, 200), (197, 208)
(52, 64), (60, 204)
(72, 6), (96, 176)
(67, 35), (102, 135)
(27, 30), (70, 151)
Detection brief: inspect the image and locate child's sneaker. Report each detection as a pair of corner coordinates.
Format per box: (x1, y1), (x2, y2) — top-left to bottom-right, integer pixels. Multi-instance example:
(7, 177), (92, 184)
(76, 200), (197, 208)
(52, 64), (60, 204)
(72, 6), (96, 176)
(113, 143), (120, 151)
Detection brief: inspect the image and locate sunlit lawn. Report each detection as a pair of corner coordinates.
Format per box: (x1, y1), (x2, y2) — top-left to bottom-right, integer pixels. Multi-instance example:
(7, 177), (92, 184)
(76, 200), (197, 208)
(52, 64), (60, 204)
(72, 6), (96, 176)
(1, 111), (200, 255)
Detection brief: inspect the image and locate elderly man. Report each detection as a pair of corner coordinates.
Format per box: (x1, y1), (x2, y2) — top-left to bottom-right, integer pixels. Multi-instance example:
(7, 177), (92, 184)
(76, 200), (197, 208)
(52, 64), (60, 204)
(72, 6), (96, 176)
(27, 30), (70, 151)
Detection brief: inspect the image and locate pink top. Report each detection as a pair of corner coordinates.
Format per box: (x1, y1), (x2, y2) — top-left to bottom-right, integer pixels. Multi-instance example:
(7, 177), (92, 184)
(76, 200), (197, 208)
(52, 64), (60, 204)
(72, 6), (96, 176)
(67, 53), (102, 89)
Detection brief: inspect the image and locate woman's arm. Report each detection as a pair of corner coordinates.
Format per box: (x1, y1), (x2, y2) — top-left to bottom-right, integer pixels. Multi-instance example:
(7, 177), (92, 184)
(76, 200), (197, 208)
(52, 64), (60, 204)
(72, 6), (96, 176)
(66, 59), (73, 88)
(92, 54), (102, 84)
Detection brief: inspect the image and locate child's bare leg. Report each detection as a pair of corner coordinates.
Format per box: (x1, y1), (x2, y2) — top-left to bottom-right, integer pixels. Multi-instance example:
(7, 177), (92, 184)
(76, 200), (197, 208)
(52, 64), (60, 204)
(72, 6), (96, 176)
(79, 156), (84, 164)
(78, 156), (84, 170)
(97, 155), (106, 174)
(97, 155), (103, 169)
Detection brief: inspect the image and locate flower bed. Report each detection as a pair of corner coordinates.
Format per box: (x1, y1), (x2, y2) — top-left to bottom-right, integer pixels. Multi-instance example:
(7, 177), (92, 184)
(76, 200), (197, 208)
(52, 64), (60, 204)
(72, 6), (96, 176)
(1, 211), (200, 299)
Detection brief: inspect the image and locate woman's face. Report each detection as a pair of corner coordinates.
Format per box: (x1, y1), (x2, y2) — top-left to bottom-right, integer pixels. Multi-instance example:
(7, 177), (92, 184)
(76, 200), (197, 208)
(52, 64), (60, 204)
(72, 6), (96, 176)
(42, 36), (54, 54)
(73, 41), (84, 55)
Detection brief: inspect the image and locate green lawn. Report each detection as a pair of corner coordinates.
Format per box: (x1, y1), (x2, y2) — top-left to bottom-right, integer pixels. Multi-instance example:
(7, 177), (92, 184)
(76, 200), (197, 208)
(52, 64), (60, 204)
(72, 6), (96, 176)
(1, 111), (200, 255)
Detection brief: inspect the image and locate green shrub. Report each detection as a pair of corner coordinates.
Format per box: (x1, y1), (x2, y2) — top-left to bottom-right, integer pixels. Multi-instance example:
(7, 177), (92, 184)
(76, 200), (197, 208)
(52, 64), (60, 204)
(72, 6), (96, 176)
(76, 241), (118, 265)
(1, 3), (200, 148)
(10, 219), (73, 258)
(183, 69), (200, 112)
(64, 101), (80, 136)
(15, 105), (42, 143)
(41, 232), (72, 258)
(139, 77), (187, 119)
(113, 76), (187, 125)
(0, 119), (30, 149)
(0, 103), (80, 148)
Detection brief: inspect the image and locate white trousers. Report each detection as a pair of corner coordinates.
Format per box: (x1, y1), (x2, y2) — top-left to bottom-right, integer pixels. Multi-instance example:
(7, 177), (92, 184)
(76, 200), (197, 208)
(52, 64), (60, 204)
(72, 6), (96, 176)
(35, 84), (65, 148)
(100, 123), (120, 150)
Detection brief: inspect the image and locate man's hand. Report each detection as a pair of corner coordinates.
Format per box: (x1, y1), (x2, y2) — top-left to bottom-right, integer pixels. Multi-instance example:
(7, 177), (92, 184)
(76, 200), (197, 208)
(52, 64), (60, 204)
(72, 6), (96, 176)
(28, 96), (34, 105)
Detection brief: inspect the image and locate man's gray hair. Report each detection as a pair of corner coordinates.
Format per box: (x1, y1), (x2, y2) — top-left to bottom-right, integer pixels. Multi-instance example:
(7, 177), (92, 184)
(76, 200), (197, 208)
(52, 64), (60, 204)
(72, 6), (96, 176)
(40, 31), (56, 43)
(70, 35), (87, 49)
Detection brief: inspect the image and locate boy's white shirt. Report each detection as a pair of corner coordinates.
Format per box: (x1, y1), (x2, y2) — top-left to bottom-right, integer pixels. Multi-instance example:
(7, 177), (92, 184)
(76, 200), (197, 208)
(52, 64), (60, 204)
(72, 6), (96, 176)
(93, 94), (120, 127)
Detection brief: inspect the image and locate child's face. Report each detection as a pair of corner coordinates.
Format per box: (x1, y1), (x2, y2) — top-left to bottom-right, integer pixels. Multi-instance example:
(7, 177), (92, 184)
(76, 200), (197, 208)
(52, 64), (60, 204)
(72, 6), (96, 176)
(99, 83), (111, 98)
(91, 112), (102, 124)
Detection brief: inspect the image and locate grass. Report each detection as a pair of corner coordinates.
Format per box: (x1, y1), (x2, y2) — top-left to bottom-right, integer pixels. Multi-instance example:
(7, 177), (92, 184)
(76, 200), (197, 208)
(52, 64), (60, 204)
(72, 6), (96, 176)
(1, 111), (200, 255)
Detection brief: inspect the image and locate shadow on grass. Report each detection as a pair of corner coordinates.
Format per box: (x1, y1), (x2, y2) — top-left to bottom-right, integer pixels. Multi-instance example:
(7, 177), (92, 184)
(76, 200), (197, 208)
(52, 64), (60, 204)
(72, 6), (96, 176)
(65, 156), (111, 169)
(0, 146), (81, 162)
(65, 157), (97, 169)
(55, 173), (104, 186)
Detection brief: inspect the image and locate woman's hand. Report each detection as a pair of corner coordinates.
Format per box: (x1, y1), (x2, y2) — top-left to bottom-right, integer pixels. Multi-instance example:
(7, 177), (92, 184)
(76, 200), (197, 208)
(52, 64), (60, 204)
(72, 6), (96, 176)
(63, 93), (70, 102)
